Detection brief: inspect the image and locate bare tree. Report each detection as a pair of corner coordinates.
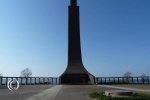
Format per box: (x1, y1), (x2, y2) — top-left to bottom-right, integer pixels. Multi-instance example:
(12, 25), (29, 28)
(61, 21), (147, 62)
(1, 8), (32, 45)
(123, 72), (132, 83)
(0, 73), (2, 77)
(21, 68), (32, 77)
(141, 73), (146, 83)
(141, 73), (146, 78)
(123, 72), (132, 77)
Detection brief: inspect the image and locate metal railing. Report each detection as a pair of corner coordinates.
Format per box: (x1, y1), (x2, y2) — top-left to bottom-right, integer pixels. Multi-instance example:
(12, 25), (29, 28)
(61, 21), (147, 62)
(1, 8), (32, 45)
(96, 76), (150, 84)
(0, 76), (150, 85)
(0, 77), (59, 85)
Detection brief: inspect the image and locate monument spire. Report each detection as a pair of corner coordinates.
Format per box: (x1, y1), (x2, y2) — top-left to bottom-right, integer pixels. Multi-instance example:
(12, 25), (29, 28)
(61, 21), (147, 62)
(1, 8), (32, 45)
(68, 0), (82, 65)
(71, 0), (77, 6)
(60, 0), (95, 84)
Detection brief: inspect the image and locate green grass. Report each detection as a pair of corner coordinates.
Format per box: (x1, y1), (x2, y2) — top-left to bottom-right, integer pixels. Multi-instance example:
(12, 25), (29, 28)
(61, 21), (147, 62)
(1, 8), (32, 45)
(89, 92), (150, 100)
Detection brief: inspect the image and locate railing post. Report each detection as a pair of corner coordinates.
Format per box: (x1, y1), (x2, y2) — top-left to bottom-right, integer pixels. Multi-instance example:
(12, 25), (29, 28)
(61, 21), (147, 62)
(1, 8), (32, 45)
(137, 77), (139, 84)
(128, 77), (130, 84)
(30, 77), (31, 85)
(39, 78), (40, 84)
(132, 77), (134, 84)
(34, 78), (36, 85)
(142, 77), (145, 84)
(30, 78), (31, 85)
(105, 77), (106, 84)
(26, 78), (27, 85)
(6, 77), (8, 85)
(21, 77), (22, 85)
(100, 78), (102, 84)
(96, 77), (98, 84)
(56, 78), (58, 85)
(0, 77), (2, 85)
(122, 77), (124, 84)
(109, 78), (111, 84)
(49, 78), (51, 84)
(140, 77), (142, 84)
(17, 77), (19, 83)
(42, 78), (44, 84)
(35, 77), (37, 84)
(110, 78), (112, 84)
(34, 78), (35, 84)
(48, 78), (50, 84)
(132, 77), (133, 84)
(52, 78), (53, 85)
(113, 78), (115, 84)
(148, 77), (150, 84)
(43, 78), (45, 84)
(47, 78), (48, 84)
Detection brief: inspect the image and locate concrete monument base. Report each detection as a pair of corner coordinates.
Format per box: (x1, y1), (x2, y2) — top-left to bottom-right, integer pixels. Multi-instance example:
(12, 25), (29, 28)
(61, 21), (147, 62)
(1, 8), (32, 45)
(60, 73), (95, 85)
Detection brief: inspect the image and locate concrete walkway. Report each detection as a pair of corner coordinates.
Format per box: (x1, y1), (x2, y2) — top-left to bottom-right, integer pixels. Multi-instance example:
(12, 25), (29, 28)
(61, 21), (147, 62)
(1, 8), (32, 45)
(30, 85), (150, 100)
(1, 85), (150, 100)
(0, 85), (53, 100)
(25, 85), (100, 100)
(25, 85), (62, 100)
(55, 85), (99, 100)
(99, 85), (150, 93)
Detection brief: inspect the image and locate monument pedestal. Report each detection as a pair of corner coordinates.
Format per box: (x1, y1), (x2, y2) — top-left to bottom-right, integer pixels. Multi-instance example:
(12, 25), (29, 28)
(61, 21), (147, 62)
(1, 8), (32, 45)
(60, 63), (95, 84)
(60, 74), (95, 84)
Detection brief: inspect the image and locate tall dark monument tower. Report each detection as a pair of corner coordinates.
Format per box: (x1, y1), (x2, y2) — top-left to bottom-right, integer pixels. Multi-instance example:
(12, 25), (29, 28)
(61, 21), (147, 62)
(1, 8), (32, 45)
(60, 0), (95, 84)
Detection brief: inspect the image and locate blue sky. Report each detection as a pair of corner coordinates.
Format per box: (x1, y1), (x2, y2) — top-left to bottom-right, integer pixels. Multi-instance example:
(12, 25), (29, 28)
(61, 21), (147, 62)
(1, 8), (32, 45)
(0, 0), (150, 77)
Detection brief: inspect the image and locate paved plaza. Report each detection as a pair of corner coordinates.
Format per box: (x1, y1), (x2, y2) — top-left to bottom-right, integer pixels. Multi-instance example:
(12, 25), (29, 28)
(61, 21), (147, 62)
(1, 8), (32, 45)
(0, 85), (150, 100)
